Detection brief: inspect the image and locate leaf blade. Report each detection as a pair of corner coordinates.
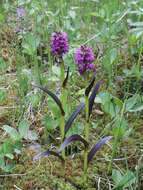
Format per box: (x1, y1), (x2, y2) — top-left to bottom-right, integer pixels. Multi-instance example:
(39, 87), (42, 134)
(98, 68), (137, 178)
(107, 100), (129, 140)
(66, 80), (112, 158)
(89, 80), (102, 117)
(33, 150), (64, 163)
(58, 134), (88, 152)
(88, 136), (112, 164)
(18, 120), (30, 138)
(65, 103), (85, 135)
(62, 67), (69, 88)
(32, 84), (65, 115)
(3, 125), (19, 141)
(85, 76), (95, 97)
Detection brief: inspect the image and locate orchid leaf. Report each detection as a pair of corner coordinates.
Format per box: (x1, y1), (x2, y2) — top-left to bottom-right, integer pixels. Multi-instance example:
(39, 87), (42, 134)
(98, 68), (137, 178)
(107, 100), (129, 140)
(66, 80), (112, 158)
(33, 150), (64, 163)
(32, 84), (65, 116)
(58, 134), (88, 152)
(63, 67), (69, 87)
(65, 103), (85, 136)
(89, 80), (102, 117)
(85, 76), (95, 97)
(88, 136), (112, 164)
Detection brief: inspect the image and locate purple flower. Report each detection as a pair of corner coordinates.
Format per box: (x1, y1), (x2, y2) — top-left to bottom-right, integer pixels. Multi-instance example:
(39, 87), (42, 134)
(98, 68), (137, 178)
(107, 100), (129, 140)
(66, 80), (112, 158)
(18, 6), (24, 18)
(50, 31), (69, 59)
(75, 45), (95, 73)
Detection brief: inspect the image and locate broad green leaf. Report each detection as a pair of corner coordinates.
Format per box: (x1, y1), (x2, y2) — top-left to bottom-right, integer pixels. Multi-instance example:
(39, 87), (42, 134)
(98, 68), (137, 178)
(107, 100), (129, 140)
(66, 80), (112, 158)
(14, 141), (23, 151)
(102, 101), (120, 117)
(5, 153), (14, 159)
(115, 171), (135, 189)
(129, 103), (143, 112)
(27, 131), (38, 141)
(97, 90), (112, 104)
(112, 169), (122, 184)
(3, 125), (19, 141)
(109, 48), (118, 64)
(18, 120), (30, 138)
(4, 162), (15, 172)
(125, 94), (139, 112)
(44, 115), (54, 131)
(113, 97), (123, 108)
(77, 89), (85, 95)
(2, 139), (14, 154)
(0, 154), (5, 169)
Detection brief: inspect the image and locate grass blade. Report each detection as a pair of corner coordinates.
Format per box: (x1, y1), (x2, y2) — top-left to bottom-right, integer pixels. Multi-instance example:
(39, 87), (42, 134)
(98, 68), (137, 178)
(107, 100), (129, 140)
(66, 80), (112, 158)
(88, 136), (113, 164)
(33, 150), (64, 162)
(89, 79), (102, 117)
(32, 84), (65, 116)
(58, 134), (88, 152)
(62, 67), (69, 88)
(65, 103), (85, 136)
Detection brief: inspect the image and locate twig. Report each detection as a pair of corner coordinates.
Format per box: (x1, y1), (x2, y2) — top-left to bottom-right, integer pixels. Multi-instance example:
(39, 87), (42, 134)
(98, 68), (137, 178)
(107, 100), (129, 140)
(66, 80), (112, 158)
(14, 185), (22, 190)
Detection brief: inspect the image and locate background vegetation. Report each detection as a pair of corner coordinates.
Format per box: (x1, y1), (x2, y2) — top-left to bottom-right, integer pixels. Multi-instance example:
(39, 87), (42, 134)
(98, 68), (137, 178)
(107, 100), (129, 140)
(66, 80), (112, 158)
(0, 0), (143, 189)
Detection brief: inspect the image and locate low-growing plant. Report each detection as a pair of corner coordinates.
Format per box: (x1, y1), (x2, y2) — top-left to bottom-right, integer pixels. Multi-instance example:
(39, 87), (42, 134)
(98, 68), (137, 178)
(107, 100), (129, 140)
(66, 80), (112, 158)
(0, 119), (37, 172)
(32, 31), (112, 175)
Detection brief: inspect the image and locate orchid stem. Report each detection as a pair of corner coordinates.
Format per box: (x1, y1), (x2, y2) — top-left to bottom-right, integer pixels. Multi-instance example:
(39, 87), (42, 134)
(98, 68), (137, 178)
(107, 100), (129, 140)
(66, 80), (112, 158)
(84, 76), (89, 174)
(60, 61), (66, 159)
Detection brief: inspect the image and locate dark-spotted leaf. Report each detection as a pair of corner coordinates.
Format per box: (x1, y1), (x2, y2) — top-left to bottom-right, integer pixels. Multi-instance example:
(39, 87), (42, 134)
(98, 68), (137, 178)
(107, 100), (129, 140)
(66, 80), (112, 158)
(58, 134), (88, 152)
(65, 103), (85, 136)
(33, 150), (64, 163)
(63, 67), (69, 87)
(89, 80), (102, 117)
(88, 136), (112, 164)
(32, 84), (65, 115)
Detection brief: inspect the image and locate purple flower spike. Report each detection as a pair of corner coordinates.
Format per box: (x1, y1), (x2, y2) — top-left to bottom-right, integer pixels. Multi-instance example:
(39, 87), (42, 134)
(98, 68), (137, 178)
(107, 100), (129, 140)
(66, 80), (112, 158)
(18, 6), (24, 18)
(50, 31), (69, 59)
(75, 45), (95, 73)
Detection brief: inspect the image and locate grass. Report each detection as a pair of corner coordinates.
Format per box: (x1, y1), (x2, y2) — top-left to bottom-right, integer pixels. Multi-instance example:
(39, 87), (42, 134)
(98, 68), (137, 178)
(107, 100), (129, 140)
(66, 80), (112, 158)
(0, 0), (143, 189)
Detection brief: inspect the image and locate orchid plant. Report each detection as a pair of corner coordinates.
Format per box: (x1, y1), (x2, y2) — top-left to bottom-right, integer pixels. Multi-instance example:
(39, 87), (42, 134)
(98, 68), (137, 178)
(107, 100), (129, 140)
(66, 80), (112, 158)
(32, 31), (112, 175)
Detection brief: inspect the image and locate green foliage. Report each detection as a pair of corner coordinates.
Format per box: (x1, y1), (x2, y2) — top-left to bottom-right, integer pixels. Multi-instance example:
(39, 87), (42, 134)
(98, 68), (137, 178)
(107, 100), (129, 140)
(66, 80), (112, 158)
(112, 169), (136, 189)
(0, 0), (142, 188)
(22, 33), (40, 55)
(0, 120), (37, 172)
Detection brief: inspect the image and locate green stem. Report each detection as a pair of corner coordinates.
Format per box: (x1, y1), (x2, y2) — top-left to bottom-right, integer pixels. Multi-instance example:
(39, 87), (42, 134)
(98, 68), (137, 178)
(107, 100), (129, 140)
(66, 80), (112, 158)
(84, 78), (89, 174)
(108, 101), (126, 173)
(60, 61), (66, 159)
(34, 55), (40, 85)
